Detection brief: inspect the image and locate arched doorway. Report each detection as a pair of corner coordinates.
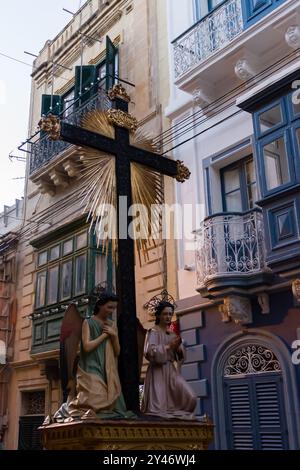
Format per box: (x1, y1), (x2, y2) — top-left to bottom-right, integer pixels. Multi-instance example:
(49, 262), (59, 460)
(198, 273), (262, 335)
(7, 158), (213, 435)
(211, 331), (300, 450)
(223, 344), (288, 450)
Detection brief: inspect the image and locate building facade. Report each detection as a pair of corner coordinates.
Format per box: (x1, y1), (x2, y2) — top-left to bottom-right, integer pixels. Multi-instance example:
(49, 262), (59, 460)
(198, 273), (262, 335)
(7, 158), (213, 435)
(4, 0), (172, 450)
(166, 0), (300, 449)
(0, 199), (23, 448)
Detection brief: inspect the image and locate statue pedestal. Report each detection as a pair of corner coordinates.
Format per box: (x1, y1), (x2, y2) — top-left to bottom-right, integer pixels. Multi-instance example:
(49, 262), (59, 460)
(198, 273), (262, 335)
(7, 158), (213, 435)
(40, 419), (214, 450)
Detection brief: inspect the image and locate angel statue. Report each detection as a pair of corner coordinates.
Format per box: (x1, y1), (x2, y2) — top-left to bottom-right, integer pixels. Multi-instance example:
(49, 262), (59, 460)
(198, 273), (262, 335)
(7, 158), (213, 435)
(141, 292), (197, 420)
(53, 286), (136, 422)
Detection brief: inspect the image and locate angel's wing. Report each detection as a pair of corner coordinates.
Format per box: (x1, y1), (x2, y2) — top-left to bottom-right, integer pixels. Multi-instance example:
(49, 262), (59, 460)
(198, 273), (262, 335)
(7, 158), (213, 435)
(136, 318), (147, 378)
(60, 304), (83, 402)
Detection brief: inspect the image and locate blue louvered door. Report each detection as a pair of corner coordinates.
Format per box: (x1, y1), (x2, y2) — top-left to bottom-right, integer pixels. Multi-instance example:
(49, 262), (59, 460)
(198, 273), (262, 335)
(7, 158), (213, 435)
(224, 373), (289, 450)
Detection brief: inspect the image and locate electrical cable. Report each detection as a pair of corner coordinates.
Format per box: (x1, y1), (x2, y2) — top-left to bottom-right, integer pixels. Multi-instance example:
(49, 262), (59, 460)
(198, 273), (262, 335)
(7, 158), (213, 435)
(153, 48), (300, 148)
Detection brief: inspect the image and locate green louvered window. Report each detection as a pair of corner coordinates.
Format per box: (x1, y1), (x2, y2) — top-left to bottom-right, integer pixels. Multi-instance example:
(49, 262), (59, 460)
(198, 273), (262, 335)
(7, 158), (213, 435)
(40, 35), (118, 116)
(41, 94), (61, 116)
(74, 64), (97, 106)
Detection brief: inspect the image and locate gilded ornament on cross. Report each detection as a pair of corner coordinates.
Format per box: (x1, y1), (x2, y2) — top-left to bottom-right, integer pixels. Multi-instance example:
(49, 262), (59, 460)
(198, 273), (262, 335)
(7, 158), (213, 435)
(38, 114), (61, 140)
(176, 160), (191, 183)
(108, 84), (131, 103)
(106, 108), (138, 133)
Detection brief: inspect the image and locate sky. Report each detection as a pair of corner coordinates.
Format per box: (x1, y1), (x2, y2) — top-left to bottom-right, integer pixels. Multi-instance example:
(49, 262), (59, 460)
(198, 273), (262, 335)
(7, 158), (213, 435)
(0, 0), (84, 209)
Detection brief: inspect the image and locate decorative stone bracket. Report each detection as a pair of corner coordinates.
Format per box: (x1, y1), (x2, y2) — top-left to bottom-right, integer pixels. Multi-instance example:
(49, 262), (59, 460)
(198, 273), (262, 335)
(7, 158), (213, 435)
(220, 295), (252, 325)
(258, 292), (270, 315)
(292, 279), (300, 306)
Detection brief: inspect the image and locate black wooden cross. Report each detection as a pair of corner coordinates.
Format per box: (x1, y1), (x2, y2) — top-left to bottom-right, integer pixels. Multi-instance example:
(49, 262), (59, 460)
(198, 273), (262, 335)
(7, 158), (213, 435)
(57, 88), (186, 412)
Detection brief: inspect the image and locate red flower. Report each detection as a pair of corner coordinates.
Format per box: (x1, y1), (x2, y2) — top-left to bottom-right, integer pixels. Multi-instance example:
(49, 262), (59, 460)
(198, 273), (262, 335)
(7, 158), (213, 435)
(169, 319), (180, 336)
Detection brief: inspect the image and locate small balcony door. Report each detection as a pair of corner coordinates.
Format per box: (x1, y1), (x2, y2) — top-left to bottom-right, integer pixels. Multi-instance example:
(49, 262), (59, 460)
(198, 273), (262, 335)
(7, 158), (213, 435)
(221, 156), (257, 213)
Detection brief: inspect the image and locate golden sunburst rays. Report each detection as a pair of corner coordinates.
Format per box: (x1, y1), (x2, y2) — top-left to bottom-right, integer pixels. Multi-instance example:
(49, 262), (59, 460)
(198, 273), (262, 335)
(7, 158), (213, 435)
(79, 148), (117, 258)
(78, 108), (164, 265)
(131, 163), (164, 265)
(130, 127), (161, 154)
(81, 110), (115, 139)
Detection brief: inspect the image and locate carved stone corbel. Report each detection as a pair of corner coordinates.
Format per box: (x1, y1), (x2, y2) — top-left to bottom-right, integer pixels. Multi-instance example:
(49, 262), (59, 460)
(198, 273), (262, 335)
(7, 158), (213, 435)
(258, 293), (270, 314)
(219, 304), (231, 323)
(49, 170), (69, 189)
(292, 279), (300, 306)
(63, 160), (80, 178)
(223, 296), (252, 325)
(37, 180), (56, 197)
(285, 25), (300, 49)
(193, 89), (213, 109)
(234, 58), (257, 81)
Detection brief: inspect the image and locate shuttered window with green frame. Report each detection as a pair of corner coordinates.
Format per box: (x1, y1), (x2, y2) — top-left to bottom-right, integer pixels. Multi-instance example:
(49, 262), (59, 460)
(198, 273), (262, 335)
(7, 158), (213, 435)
(39, 35), (118, 116)
(34, 227), (113, 312)
(41, 94), (61, 116)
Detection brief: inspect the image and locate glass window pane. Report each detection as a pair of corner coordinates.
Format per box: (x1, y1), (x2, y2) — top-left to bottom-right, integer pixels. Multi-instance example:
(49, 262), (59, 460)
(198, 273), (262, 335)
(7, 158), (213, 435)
(295, 128), (300, 152)
(246, 159), (256, 185)
(225, 190), (243, 212)
(63, 89), (75, 118)
(76, 232), (88, 250)
(49, 245), (60, 261)
(36, 271), (46, 308)
(75, 255), (86, 294)
(293, 100), (300, 116)
(60, 260), (72, 300)
(259, 104), (282, 133)
(263, 137), (290, 190)
(210, 0), (223, 9)
(47, 266), (59, 305)
(247, 183), (257, 209)
(292, 90), (300, 115)
(223, 168), (240, 193)
(63, 239), (73, 256)
(95, 254), (106, 285)
(38, 251), (47, 266)
(98, 63), (106, 87)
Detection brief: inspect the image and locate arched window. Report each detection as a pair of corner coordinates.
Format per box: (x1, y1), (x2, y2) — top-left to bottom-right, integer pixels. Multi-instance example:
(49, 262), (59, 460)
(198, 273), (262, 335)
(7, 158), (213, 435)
(224, 344), (281, 376)
(211, 332), (300, 450)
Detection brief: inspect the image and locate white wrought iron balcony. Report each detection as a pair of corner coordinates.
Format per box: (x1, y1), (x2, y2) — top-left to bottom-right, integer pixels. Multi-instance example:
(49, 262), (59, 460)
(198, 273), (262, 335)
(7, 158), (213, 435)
(173, 0), (243, 80)
(195, 209), (268, 288)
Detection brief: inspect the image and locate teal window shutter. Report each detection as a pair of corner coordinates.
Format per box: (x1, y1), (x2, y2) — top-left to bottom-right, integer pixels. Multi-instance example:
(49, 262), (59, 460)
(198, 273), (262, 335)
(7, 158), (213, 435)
(74, 65), (97, 105)
(105, 36), (117, 91)
(41, 94), (61, 116)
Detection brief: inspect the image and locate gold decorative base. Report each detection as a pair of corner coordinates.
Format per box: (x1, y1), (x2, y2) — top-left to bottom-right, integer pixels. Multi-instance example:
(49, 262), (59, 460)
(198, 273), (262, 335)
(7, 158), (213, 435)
(40, 419), (214, 450)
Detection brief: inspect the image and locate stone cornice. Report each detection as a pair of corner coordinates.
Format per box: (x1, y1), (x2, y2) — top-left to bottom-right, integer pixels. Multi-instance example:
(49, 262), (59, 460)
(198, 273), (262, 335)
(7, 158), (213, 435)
(32, 1), (127, 85)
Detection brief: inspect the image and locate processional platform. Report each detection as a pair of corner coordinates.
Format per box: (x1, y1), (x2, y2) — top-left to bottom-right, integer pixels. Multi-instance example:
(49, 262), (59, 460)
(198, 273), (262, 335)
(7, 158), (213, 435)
(40, 418), (214, 450)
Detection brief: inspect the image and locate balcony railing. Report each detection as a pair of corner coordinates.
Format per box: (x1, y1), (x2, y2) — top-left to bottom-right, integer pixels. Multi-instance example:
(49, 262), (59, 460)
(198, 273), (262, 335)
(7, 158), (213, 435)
(30, 89), (111, 175)
(173, 0), (243, 79)
(195, 209), (267, 286)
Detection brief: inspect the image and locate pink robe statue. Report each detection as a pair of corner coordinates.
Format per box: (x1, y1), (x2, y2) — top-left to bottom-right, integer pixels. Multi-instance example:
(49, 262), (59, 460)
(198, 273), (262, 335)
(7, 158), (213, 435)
(141, 325), (197, 419)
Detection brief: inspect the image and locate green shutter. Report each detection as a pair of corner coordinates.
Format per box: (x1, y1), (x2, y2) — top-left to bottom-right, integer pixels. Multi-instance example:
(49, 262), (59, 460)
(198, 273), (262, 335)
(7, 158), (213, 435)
(18, 416), (45, 450)
(74, 65), (97, 105)
(105, 36), (117, 91)
(41, 94), (61, 116)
